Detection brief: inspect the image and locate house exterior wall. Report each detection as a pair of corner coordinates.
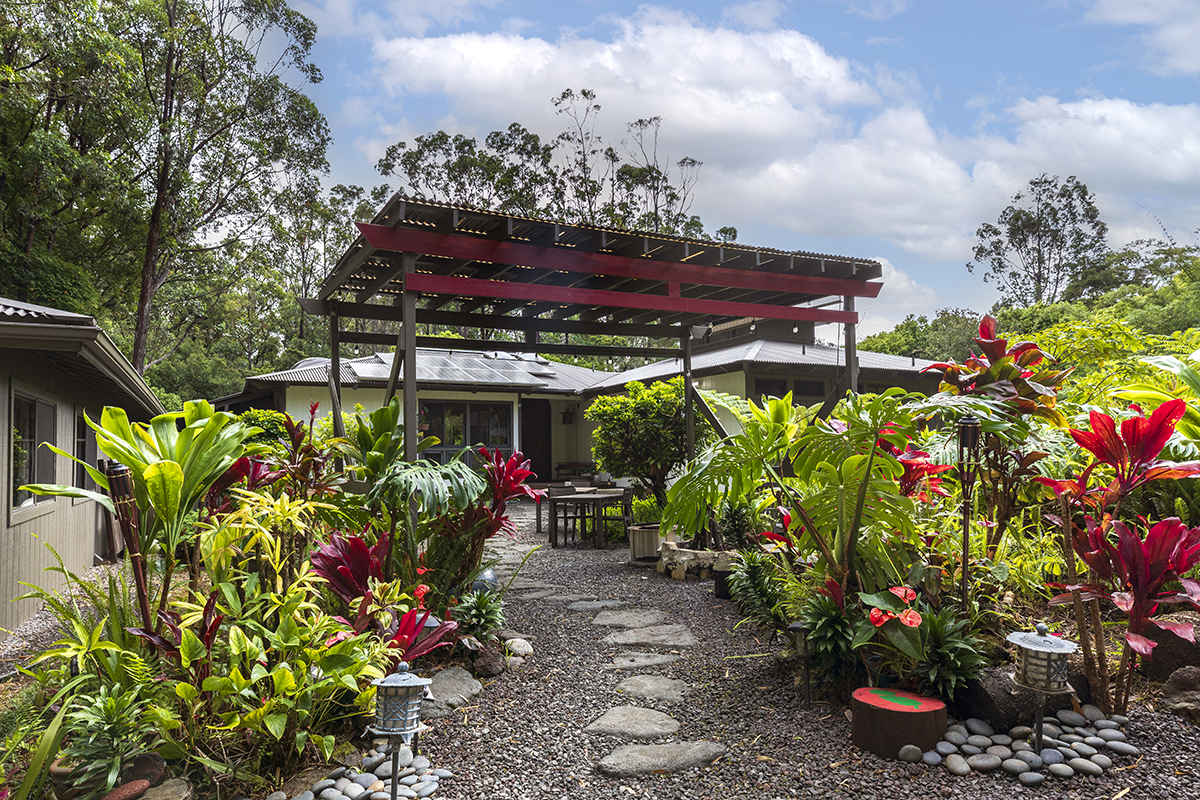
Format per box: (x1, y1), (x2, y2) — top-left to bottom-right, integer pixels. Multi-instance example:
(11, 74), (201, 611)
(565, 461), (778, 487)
(0, 352), (110, 638)
(696, 372), (748, 435)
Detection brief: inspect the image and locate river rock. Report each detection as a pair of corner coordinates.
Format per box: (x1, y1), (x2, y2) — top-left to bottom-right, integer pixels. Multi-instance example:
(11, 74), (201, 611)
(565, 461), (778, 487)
(943, 731), (967, 746)
(1110, 714), (1130, 726)
(1091, 753), (1113, 769)
(1057, 709), (1088, 727)
(990, 733), (1012, 746)
(986, 745), (1012, 759)
(960, 745), (982, 756)
(1018, 771), (1045, 786)
(965, 718), (995, 736)
(922, 751), (942, 766)
(1106, 740), (1141, 757)
(1071, 742), (1097, 757)
(1040, 748), (1064, 764)
(1096, 728), (1126, 742)
(1048, 762), (1075, 779)
(1094, 720), (1120, 730)
(966, 735), (993, 748)
(1070, 757), (1103, 776)
(1015, 751), (1043, 768)
(1009, 725), (1033, 739)
(965, 754), (1002, 772)
(506, 638), (534, 657)
(898, 744), (923, 762)
(944, 754), (971, 776)
(935, 741), (959, 756)
(1001, 758), (1029, 775)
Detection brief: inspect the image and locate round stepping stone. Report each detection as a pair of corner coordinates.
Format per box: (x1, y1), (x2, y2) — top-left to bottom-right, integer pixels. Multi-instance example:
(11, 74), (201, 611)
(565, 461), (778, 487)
(1018, 771), (1045, 786)
(616, 674), (688, 704)
(1070, 757), (1103, 776)
(1097, 728), (1126, 742)
(584, 706), (680, 739)
(592, 609), (668, 628)
(1048, 762), (1075, 779)
(596, 741), (726, 777)
(944, 731), (967, 746)
(965, 718), (995, 736)
(601, 624), (699, 649)
(1106, 740), (1140, 757)
(966, 754), (1002, 772)
(944, 754), (970, 776)
(1009, 725), (1033, 739)
(1057, 709), (1088, 727)
(986, 745), (1012, 759)
(935, 741), (959, 756)
(1081, 704), (1105, 722)
(960, 745), (982, 756)
(966, 734), (992, 748)
(1090, 753), (1113, 769)
(898, 744), (923, 762)
(922, 751), (942, 766)
(1094, 720), (1120, 731)
(1001, 758), (1029, 775)
(602, 652), (681, 671)
(1110, 714), (1130, 726)
(1040, 748), (1064, 764)
(568, 600), (626, 612)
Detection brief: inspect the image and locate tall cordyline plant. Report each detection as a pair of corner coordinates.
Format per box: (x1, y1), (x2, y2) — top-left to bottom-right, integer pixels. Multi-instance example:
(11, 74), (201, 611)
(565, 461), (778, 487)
(1040, 398), (1200, 713)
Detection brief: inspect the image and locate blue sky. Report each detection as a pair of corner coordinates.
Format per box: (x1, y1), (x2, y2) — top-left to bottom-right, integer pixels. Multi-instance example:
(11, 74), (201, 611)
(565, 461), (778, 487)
(291, 0), (1200, 337)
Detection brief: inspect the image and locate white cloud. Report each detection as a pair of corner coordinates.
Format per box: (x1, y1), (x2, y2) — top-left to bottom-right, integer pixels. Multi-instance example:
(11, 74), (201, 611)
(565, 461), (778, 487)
(866, 36), (902, 45)
(855, 259), (939, 338)
(1086, 0), (1200, 75)
(722, 0), (788, 30)
(292, 0), (502, 39)
(826, 0), (908, 21)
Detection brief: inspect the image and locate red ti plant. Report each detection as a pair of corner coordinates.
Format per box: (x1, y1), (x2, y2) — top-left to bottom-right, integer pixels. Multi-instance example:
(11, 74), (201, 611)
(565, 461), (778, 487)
(1050, 516), (1200, 712)
(895, 447), (952, 502)
(311, 532), (390, 607)
(129, 590), (223, 696)
(383, 608), (458, 667)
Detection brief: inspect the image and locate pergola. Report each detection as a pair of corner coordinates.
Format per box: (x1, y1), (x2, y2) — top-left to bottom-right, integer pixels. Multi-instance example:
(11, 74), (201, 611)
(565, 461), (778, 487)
(302, 196), (883, 461)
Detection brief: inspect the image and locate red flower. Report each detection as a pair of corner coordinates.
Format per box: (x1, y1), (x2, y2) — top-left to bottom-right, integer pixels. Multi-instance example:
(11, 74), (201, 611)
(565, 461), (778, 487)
(898, 608), (923, 628)
(413, 584), (430, 609)
(777, 506), (792, 529)
(869, 607), (897, 627)
(888, 585), (917, 603)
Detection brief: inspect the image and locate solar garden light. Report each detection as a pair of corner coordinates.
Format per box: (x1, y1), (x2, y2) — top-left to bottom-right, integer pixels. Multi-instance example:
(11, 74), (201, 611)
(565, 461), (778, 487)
(956, 415), (982, 612)
(369, 663), (431, 800)
(787, 621), (812, 710)
(1007, 623), (1078, 751)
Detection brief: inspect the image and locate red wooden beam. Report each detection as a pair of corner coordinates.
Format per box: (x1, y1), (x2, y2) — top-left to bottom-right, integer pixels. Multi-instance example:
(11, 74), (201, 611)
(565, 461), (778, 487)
(356, 223), (882, 299)
(404, 273), (859, 324)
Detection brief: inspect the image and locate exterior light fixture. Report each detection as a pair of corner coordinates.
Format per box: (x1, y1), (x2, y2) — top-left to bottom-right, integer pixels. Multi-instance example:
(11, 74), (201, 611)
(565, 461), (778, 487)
(1007, 624), (1077, 750)
(956, 415), (982, 612)
(370, 663), (431, 800)
(690, 323), (710, 341)
(561, 406), (576, 425)
(788, 621), (813, 710)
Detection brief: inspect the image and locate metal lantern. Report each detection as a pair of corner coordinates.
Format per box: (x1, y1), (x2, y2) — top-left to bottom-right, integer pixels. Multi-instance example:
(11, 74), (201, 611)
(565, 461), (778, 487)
(956, 415), (983, 611)
(787, 621), (812, 710)
(1007, 623), (1078, 750)
(370, 663), (432, 800)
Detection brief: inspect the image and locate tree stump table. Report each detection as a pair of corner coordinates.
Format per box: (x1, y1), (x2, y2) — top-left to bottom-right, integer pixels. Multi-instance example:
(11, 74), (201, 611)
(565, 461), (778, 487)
(851, 687), (946, 759)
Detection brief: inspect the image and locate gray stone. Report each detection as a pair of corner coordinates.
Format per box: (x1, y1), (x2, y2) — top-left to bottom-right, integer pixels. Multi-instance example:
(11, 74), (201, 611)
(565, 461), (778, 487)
(592, 609), (668, 629)
(370, 794), (391, 800)
(394, 790), (417, 800)
(1081, 703), (1105, 722)
(1009, 725), (1033, 739)
(374, 762), (392, 779)
(960, 745), (982, 756)
(394, 747), (414, 769)
(1081, 726), (1098, 737)
(616, 674), (688, 704)
(966, 734), (992, 748)
(989, 733), (1013, 746)
(1015, 751), (1043, 768)
(1047, 763), (1075, 779)
(410, 757), (430, 771)
(1012, 741), (1033, 753)
(584, 706), (681, 739)
(327, 769), (347, 780)
(352, 775), (378, 789)
(1059, 733), (1083, 743)
(965, 718), (995, 736)
(965, 754), (1001, 772)
(431, 770), (452, 779)
(1090, 753), (1113, 769)
(1110, 714), (1130, 726)
(567, 600), (626, 612)
(506, 638), (533, 657)
(1001, 758), (1029, 775)
(415, 783), (437, 799)
(1040, 748), (1064, 764)
(267, 793), (287, 800)
(312, 782), (335, 794)
(292, 793), (314, 800)
(541, 594), (597, 603)
(600, 624), (700, 649)
(395, 768), (415, 779)
(921, 751), (942, 766)
(1056, 709), (1088, 727)
(318, 791), (341, 800)
(898, 744), (923, 762)
(399, 776), (419, 787)
(1070, 757), (1103, 776)
(341, 785), (364, 800)
(985, 745), (1012, 759)
(1097, 728), (1126, 742)
(422, 667), (483, 720)
(360, 755), (386, 774)
(596, 741), (726, 777)
(1106, 740), (1140, 757)
(943, 730), (967, 746)
(334, 779), (350, 792)
(1018, 771), (1045, 786)
(1058, 747), (1077, 761)
(1094, 719), (1120, 730)
(947, 724), (968, 737)
(516, 589), (560, 600)
(505, 655), (526, 671)
(1042, 723), (1063, 738)
(601, 652), (682, 671)
(935, 741), (959, 756)
(1071, 742), (1097, 757)
(944, 754), (971, 776)
(1084, 736), (1107, 748)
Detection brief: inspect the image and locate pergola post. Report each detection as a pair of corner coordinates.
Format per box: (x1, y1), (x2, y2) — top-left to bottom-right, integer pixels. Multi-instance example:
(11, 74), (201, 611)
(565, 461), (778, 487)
(683, 331), (694, 462)
(844, 295), (859, 394)
(401, 255), (418, 462)
(328, 311), (345, 438)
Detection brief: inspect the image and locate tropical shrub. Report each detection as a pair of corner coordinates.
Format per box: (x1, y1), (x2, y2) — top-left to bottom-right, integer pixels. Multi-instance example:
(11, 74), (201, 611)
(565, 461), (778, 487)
(237, 408), (290, 446)
(727, 549), (790, 633)
(451, 590), (506, 644)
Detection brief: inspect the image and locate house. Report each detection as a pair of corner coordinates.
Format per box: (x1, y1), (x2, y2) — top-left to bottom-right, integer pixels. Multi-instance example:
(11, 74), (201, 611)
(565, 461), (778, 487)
(214, 349), (613, 482)
(0, 299), (163, 640)
(581, 318), (941, 433)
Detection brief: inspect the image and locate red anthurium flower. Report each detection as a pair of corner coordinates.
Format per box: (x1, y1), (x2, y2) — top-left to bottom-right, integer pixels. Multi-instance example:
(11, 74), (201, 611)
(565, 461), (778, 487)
(869, 607), (896, 627)
(777, 506), (792, 529)
(413, 584), (430, 609)
(898, 608), (923, 627)
(888, 585), (917, 603)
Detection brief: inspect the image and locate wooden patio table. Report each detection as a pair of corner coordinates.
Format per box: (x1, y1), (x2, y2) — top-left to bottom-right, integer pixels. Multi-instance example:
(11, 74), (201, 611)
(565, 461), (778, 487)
(547, 488), (624, 548)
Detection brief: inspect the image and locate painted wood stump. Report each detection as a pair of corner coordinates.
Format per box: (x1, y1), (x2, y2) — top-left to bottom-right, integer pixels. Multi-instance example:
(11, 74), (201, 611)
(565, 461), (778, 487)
(851, 687), (946, 759)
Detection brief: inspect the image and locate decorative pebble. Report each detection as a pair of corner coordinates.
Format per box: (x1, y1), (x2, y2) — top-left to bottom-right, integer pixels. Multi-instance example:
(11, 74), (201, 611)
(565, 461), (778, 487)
(267, 793), (287, 800)
(1040, 748), (1064, 765)
(1016, 751), (1043, 768)
(1070, 757), (1103, 776)
(1090, 753), (1113, 769)
(1107, 740), (1140, 756)
(341, 785), (364, 800)
(898, 744), (923, 762)
(1001, 758), (1029, 775)
(967, 735), (993, 748)
(1057, 709), (1088, 727)
(313, 782), (335, 794)
(1097, 728), (1126, 742)
(1084, 736), (1106, 748)
(1094, 720), (1120, 731)
(966, 754), (1002, 772)
(1110, 714), (1130, 726)
(944, 731), (968, 746)
(1081, 704), (1105, 722)
(922, 751), (943, 766)
(410, 757), (430, 771)
(352, 775), (378, 789)
(411, 783), (435, 798)
(319, 790), (341, 800)
(990, 734), (1013, 746)
(960, 745), (983, 756)
(948, 724), (969, 737)
(966, 718), (995, 736)
(1009, 726), (1033, 739)
(395, 747), (414, 769)
(1012, 741), (1033, 753)
(1072, 742), (1098, 757)
(400, 776), (419, 786)
(986, 745), (1012, 760)
(375, 762), (393, 779)
(361, 756), (386, 774)
(327, 768), (347, 781)
(936, 741), (959, 756)
(432, 770), (452, 779)
(945, 754), (971, 776)
(366, 782), (384, 793)
(1042, 723), (1063, 738)
(1060, 733), (1083, 744)
(1048, 762), (1075, 779)
(293, 793), (314, 800)
(395, 790), (417, 800)
(1018, 771), (1045, 786)
(370, 794), (390, 800)
(1061, 724), (1076, 734)
(1081, 726), (1098, 737)
(335, 779), (351, 793)
(1058, 747), (1077, 761)
(396, 768), (415, 780)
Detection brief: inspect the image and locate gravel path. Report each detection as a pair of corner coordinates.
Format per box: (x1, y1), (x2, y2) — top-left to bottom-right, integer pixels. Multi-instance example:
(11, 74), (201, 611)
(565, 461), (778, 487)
(419, 500), (1200, 800)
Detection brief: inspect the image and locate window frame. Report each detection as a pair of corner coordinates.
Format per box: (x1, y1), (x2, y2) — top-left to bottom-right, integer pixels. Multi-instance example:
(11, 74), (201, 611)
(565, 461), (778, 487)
(10, 383), (59, 522)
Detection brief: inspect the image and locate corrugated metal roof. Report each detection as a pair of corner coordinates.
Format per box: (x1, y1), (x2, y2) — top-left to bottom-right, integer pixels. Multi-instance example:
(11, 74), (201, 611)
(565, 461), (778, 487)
(245, 349), (613, 394)
(583, 339), (940, 392)
(0, 298), (93, 324)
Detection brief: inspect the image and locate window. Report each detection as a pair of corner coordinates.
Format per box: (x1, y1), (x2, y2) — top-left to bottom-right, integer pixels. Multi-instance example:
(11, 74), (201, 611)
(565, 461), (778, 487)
(419, 400), (512, 464)
(793, 379), (826, 400)
(75, 414), (97, 490)
(13, 393), (56, 507)
(755, 378), (788, 402)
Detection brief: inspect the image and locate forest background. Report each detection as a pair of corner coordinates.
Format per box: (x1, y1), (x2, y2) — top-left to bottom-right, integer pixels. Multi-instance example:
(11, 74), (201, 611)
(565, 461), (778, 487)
(3, 0), (1199, 412)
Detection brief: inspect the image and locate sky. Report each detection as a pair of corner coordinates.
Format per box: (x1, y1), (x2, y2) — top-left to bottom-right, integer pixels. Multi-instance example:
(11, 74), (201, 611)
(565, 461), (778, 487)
(289, 0), (1200, 338)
